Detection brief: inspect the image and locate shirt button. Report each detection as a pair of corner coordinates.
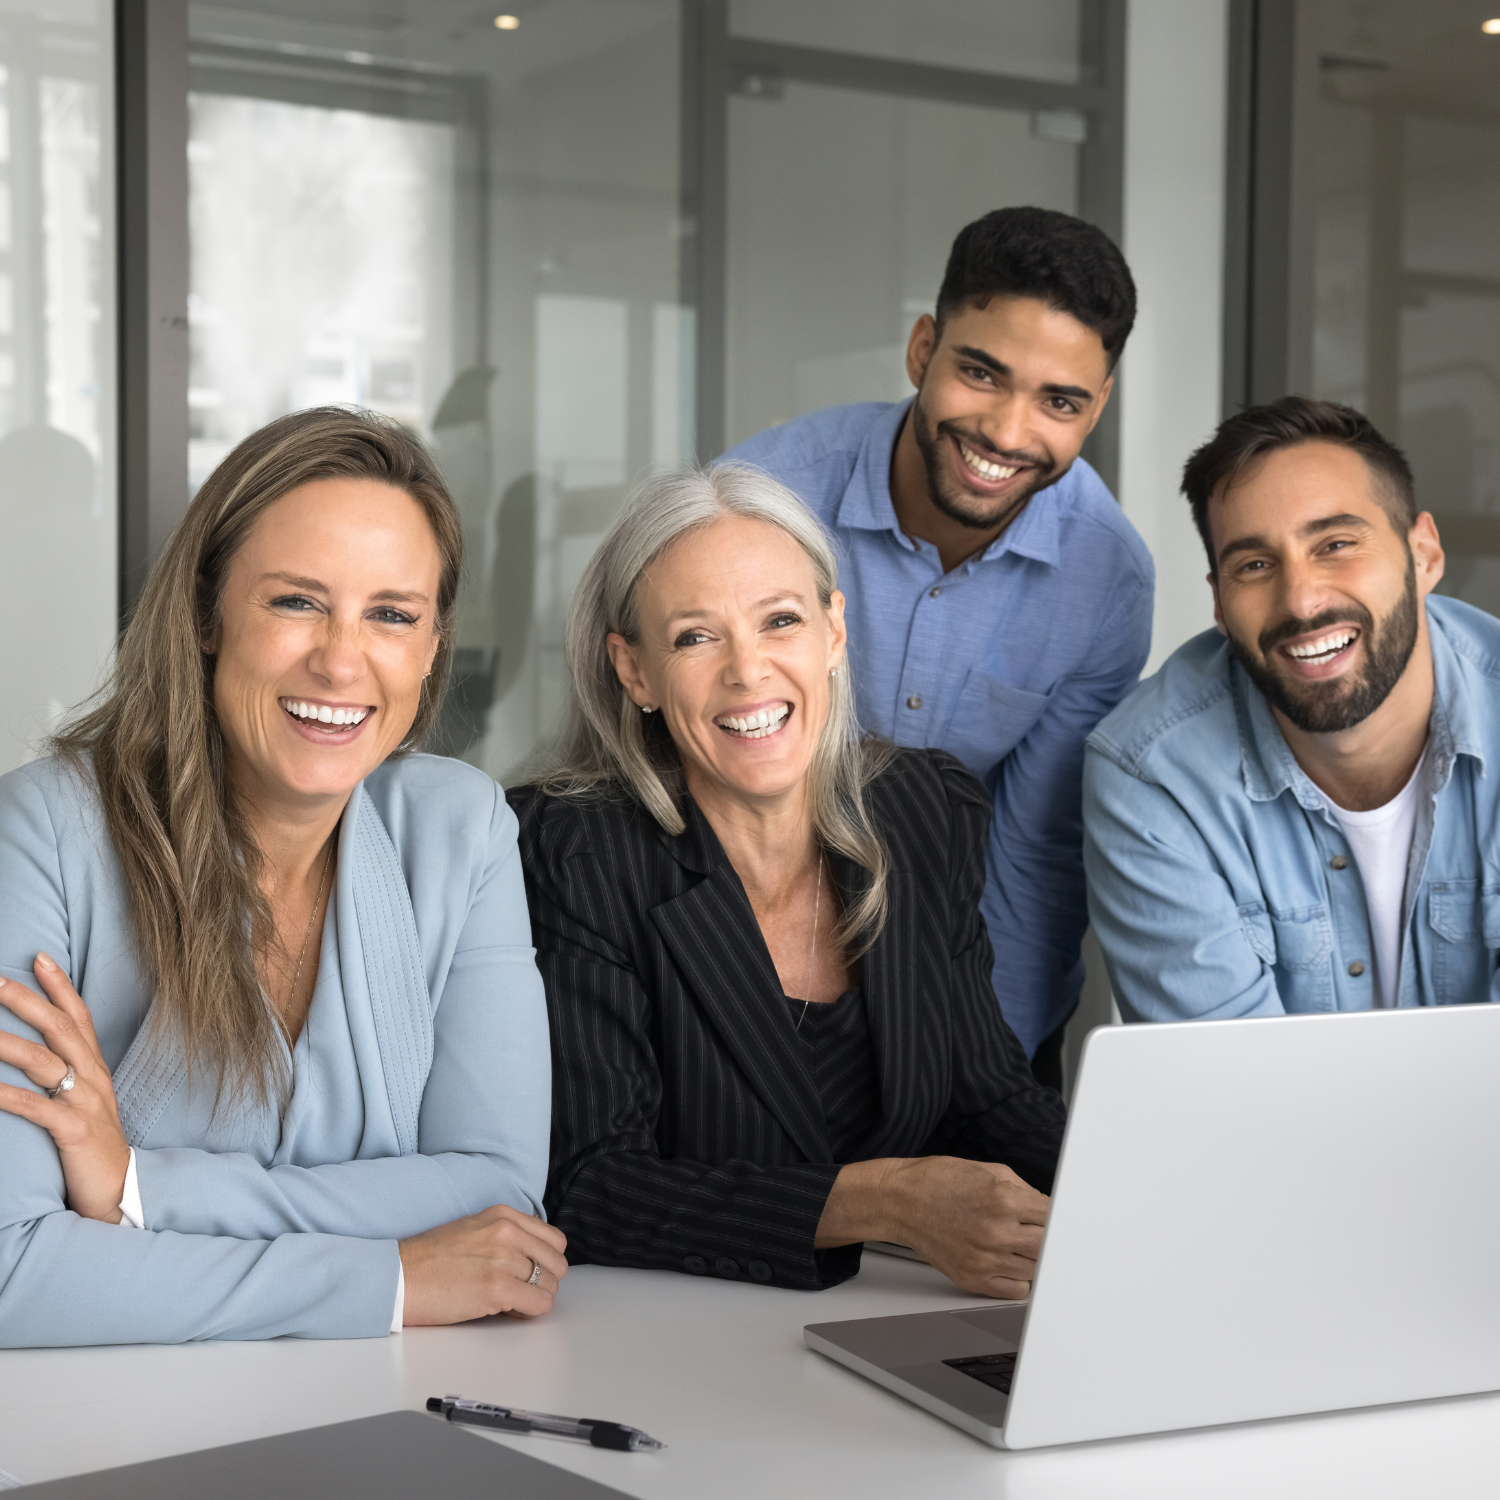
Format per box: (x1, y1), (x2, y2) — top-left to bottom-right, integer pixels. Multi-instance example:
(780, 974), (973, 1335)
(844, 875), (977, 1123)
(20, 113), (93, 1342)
(1348, 961), (1366, 978)
(714, 1257), (741, 1279)
(906, 695), (922, 710)
(747, 1260), (773, 1283)
(929, 587), (942, 598)
(1330, 855), (1349, 870)
(683, 1254), (707, 1274)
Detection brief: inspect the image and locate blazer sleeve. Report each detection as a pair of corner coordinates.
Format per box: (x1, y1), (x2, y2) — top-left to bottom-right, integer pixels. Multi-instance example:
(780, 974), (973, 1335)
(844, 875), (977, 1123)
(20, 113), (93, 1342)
(130, 780), (551, 1242)
(917, 759), (1068, 1193)
(518, 796), (851, 1291)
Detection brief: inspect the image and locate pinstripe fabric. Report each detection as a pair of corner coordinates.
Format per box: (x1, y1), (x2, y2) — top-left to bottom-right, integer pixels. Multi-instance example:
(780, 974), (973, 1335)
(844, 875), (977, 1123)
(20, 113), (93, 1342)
(508, 748), (1065, 1292)
(785, 990), (881, 1163)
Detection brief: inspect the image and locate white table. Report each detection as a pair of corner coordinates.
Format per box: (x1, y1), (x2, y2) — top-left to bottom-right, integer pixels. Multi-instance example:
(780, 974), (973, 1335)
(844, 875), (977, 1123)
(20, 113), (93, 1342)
(3, 1253), (1499, 1498)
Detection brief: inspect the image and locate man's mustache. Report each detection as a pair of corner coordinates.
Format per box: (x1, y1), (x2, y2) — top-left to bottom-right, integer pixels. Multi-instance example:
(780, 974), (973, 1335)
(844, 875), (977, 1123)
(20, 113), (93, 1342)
(937, 422), (1052, 472)
(1258, 606), (1374, 657)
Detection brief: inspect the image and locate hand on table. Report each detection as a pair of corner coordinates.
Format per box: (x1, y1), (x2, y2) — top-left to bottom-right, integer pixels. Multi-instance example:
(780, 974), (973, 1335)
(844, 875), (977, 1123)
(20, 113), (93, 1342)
(887, 1156), (1049, 1300)
(0, 954), (131, 1223)
(816, 1154), (1050, 1300)
(400, 1205), (569, 1325)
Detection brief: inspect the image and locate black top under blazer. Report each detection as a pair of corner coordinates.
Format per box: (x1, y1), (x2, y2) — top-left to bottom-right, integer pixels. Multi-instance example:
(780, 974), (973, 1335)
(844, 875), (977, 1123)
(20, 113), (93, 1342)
(507, 748), (1066, 1291)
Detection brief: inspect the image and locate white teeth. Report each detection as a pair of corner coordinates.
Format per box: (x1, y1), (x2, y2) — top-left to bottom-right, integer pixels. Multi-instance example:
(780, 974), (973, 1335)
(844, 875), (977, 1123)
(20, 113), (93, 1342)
(959, 443), (1018, 482)
(280, 698), (368, 726)
(715, 704), (790, 738)
(1286, 631), (1356, 660)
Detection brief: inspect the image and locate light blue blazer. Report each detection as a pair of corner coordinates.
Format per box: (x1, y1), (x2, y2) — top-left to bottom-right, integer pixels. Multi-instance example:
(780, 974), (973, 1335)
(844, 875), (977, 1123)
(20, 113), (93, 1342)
(0, 753), (551, 1347)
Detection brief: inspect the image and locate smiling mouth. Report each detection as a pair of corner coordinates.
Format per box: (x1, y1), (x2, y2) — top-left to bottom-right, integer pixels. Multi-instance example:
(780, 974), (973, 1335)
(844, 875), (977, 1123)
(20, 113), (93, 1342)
(1281, 629), (1359, 667)
(714, 703), (791, 739)
(279, 697), (372, 731)
(956, 439), (1023, 484)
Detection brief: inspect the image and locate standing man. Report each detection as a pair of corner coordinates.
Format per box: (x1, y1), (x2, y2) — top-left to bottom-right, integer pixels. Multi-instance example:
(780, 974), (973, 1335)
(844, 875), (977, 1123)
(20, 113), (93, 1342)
(724, 207), (1153, 1084)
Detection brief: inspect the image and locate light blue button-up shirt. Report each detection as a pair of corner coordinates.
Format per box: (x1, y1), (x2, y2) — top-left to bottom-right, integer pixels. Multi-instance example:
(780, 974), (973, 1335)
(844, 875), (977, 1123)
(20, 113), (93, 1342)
(1084, 594), (1500, 1023)
(725, 400), (1154, 1056)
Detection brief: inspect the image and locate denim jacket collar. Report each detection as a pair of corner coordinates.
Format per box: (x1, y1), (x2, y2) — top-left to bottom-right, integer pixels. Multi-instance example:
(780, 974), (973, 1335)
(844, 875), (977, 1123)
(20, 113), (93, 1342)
(835, 396), (1062, 569)
(1235, 605), (1487, 810)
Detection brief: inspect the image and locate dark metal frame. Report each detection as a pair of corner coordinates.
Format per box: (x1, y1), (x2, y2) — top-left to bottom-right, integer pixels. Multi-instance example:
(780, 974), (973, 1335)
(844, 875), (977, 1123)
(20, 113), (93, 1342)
(1221, 0), (1318, 413)
(680, 0), (1129, 485)
(117, 0), (190, 622)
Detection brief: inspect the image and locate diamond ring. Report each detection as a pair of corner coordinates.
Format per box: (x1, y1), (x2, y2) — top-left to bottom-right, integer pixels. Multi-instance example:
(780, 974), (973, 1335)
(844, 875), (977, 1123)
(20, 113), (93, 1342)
(47, 1066), (76, 1099)
(526, 1259), (543, 1287)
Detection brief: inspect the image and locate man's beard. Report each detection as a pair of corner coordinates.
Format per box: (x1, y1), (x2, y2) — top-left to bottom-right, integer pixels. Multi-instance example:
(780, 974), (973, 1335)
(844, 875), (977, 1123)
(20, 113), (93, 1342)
(1230, 555), (1420, 734)
(910, 388), (1062, 532)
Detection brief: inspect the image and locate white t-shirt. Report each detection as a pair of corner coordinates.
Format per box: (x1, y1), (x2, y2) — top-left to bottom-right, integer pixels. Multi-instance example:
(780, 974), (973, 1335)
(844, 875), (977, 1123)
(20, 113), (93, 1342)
(1322, 749), (1428, 1009)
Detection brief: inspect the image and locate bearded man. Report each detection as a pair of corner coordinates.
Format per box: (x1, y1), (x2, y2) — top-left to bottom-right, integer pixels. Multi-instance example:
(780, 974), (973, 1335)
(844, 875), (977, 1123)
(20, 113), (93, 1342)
(724, 208), (1153, 1084)
(1083, 395), (1498, 1024)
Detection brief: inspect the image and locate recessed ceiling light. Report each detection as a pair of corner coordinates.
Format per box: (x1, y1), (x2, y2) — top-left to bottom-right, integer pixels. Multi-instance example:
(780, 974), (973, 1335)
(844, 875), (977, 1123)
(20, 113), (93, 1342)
(494, 13), (520, 28)
(1483, 18), (1500, 33)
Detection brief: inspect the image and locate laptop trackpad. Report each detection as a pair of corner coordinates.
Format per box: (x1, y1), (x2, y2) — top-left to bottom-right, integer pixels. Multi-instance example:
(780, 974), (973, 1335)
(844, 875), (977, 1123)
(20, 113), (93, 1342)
(949, 1305), (1027, 1344)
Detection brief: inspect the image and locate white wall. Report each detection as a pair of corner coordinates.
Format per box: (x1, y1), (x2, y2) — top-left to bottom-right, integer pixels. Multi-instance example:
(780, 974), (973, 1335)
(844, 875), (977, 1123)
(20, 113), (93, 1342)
(1116, 0), (1229, 674)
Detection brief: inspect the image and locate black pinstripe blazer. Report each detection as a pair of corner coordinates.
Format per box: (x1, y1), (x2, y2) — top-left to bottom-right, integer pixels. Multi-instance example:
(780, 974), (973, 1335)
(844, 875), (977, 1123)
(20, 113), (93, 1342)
(507, 748), (1065, 1292)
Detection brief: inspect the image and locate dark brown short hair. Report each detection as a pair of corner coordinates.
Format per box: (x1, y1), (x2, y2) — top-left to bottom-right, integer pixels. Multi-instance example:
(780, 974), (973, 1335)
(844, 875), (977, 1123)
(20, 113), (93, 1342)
(1182, 396), (1416, 573)
(935, 206), (1136, 371)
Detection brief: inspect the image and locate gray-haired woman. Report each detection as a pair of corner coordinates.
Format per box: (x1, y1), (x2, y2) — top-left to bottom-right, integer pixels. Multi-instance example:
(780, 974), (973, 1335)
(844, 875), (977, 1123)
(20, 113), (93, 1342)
(508, 464), (1064, 1297)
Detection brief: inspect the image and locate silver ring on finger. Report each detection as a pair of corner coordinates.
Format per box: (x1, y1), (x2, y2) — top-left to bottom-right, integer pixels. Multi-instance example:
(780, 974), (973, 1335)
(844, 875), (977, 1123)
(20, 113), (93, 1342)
(526, 1258), (543, 1287)
(46, 1066), (76, 1099)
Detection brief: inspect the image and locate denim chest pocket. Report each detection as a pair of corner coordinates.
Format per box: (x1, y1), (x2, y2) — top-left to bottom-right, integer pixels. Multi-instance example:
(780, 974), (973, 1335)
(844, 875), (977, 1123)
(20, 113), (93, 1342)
(1238, 901), (1334, 971)
(943, 670), (1051, 780)
(1425, 880), (1500, 1004)
(1427, 880), (1500, 943)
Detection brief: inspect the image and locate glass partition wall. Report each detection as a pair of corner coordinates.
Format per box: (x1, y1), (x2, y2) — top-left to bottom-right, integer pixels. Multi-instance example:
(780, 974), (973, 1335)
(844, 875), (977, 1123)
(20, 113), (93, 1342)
(1256, 0), (1500, 613)
(0, 0), (115, 775)
(178, 0), (1120, 780)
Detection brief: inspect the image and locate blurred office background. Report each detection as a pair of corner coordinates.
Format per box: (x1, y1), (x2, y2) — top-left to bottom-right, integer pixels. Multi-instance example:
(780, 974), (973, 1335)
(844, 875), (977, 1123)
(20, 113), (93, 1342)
(1, 0), (1497, 1072)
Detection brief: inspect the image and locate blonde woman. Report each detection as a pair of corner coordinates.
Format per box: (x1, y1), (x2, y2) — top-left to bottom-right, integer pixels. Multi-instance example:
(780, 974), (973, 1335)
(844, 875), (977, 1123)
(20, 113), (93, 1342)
(510, 466), (1064, 1298)
(0, 408), (563, 1346)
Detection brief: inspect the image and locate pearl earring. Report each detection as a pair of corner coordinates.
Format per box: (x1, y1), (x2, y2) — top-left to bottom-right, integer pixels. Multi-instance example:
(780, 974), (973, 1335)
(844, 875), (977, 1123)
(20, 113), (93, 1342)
(641, 704), (653, 714)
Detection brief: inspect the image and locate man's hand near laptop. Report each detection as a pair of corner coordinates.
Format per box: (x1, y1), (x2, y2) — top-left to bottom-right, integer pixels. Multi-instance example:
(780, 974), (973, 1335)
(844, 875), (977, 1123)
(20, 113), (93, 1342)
(815, 1157), (1048, 1299)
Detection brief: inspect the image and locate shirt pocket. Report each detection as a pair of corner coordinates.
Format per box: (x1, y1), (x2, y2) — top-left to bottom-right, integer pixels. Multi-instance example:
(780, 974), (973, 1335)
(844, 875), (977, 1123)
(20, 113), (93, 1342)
(943, 670), (1051, 781)
(1238, 900), (1335, 1008)
(1425, 879), (1500, 1003)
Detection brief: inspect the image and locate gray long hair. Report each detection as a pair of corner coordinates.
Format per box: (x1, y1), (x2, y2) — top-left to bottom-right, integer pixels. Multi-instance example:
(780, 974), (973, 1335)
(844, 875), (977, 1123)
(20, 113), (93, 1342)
(533, 463), (894, 951)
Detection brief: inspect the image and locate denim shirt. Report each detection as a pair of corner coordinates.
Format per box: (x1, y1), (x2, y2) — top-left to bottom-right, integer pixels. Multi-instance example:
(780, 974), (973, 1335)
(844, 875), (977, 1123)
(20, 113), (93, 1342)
(1082, 595), (1500, 1023)
(725, 401), (1154, 1056)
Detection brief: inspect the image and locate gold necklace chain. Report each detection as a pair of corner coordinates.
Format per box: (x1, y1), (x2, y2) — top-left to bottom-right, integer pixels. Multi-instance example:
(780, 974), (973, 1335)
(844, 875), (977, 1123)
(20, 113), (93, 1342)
(794, 854), (824, 1033)
(279, 838), (334, 1025)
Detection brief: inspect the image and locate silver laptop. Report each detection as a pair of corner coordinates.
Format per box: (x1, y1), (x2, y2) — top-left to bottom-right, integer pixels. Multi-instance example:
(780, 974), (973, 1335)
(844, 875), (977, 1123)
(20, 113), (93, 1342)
(806, 1004), (1500, 1449)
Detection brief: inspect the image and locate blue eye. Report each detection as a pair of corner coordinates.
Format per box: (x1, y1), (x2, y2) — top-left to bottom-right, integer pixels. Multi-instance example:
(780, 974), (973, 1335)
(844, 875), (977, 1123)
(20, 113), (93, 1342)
(272, 594), (317, 611)
(371, 608), (417, 626)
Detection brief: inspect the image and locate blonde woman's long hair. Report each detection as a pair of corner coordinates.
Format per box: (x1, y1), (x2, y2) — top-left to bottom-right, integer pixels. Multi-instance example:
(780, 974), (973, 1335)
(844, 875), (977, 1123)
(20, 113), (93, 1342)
(534, 463), (894, 952)
(55, 407), (463, 1111)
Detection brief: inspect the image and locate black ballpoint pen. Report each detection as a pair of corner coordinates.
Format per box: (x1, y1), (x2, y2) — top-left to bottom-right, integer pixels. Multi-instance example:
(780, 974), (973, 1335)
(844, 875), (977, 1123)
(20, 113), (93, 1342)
(427, 1395), (665, 1452)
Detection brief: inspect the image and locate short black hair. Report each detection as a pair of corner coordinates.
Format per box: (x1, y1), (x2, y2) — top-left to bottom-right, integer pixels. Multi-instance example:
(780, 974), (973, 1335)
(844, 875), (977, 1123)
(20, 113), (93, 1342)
(935, 206), (1136, 370)
(1182, 396), (1417, 574)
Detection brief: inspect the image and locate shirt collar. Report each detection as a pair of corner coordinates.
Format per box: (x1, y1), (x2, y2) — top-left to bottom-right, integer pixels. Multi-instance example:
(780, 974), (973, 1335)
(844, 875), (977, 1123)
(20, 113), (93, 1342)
(1236, 600), (1485, 806)
(834, 397), (1062, 569)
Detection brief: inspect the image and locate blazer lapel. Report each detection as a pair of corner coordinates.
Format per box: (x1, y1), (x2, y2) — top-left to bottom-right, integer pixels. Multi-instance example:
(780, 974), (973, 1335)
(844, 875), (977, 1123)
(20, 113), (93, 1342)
(651, 859), (830, 1165)
(342, 782), (434, 1158)
(846, 863), (942, 1157)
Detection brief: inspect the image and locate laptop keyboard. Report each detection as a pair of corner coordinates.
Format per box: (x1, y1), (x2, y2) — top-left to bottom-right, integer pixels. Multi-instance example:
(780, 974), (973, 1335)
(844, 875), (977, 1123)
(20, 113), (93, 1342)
(943, 1352), (1017, 1394)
